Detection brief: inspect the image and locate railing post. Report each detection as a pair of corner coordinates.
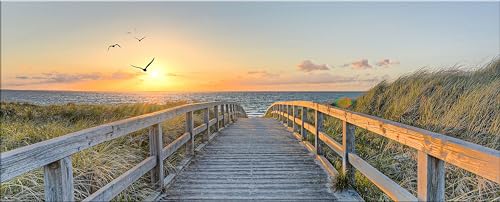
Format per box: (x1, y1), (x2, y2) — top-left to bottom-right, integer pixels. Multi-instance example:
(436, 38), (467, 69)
(228, 104), (231, 123)
(315, 110), (324, 155)
(149, 123), (164, 189)
(286, 105), (290, 127)
(273, 105), (277, 119)
(282, 105), (286, 123)
(43, 157), (74, 201)
(301, 107), (307, 140)
(418, 151), (445, 202)
(203, 107), (210, 142)
(232, 104), (236, 121)
(185, 111), (194, 156)
(293, 106), (298, 133)
(278, 105), (282, 121)
(221, 104), (225, 128)
(214, 105), (220, 132)
(342, 120), (355, 185)
(224, 104), (231, 125)
(230, 104), (234, 122)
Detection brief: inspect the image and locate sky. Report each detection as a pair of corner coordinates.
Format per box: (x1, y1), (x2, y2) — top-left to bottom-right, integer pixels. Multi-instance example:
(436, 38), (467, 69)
(1, 2), (499, 92)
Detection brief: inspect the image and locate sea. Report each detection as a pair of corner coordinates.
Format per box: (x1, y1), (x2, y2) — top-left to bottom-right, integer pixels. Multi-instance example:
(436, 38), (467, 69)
(0, 90), (363, 117)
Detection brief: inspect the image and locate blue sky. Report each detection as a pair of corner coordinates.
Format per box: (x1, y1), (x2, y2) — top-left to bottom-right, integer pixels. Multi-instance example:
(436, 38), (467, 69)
(1, 2), (499, 91)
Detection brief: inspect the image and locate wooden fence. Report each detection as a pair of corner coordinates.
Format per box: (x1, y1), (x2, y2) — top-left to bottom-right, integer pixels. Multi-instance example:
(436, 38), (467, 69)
(0, 102), (246, 201)
(266, 101), (499, 201)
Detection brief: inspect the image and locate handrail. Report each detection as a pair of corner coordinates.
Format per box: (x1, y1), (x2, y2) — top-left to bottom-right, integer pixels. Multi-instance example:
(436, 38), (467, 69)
(0, 102), (247, 201)
(266, 101), (499, 201)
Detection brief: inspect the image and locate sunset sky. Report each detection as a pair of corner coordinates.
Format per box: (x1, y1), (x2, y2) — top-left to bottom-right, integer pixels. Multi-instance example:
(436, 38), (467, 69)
(1, 2), (499, 92)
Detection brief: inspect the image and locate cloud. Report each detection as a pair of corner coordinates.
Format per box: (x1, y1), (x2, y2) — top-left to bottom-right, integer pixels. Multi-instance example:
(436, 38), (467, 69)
(297, 60), (330, 72)
(247, 70), (278, 78)
(111, 71), (139, 79)
(241, 73), (387, 86)
(25, 72), (102, 84)
(348, 59), (372, 70)
(13, 71), (140, 86)
(376, 59), (400, 67)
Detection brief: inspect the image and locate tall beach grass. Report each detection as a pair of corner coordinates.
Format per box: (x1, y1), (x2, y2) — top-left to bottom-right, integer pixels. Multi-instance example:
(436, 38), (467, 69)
(0, 101), (207, 201)
(322, 59), (500, 201)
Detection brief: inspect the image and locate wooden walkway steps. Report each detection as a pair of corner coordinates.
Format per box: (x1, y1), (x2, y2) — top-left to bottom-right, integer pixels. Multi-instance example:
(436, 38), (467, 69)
(160, 118), (348, 200)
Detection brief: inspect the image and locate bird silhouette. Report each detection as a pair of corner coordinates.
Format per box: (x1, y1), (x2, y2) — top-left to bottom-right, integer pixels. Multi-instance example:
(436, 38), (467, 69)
(131, 58), (155, 72)
(135, 36), (146, 42)
(108, 44), (121, 51)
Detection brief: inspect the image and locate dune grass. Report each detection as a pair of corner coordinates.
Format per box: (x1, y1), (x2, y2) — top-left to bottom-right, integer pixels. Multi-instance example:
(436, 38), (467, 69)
(320, 59), (500, 201)
(0, 101), (207, 201)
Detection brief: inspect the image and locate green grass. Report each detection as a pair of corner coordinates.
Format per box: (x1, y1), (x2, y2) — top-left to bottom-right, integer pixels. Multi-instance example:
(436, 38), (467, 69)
(0, 101), (206, 201)
(324, 59), (500, 201)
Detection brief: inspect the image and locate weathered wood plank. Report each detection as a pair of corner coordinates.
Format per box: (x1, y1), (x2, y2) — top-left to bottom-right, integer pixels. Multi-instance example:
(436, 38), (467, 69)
(203, 108), (210, 142)
(343, 120), (355, 185)
(301, 107), (307, 140)
(209, 118), (217, 127)
(304, 122), (315, 134)
(185, 111), (194, 156)
(1, 102), (242, 182)
(43, 157), (74, 202)
(348, 153), (417, 201)
(268, 101), (500, 183)
(83, 157), (156, 202)
(292, 106), (298, 132)
(214, 105), (220, 132)
(193, 123), (208, 137)
(221, 105), (225, 128)
(149, 124), (164, 189)
(418, 151), (445, 202)
(161, 133), (190, 160)
(318, 132), (343, 156)
(315, 110), (324, 155)
(162, 118), (344, 201)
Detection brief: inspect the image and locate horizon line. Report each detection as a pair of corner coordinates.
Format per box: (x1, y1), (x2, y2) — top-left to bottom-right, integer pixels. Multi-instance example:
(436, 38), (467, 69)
(0, 88), (366, 93)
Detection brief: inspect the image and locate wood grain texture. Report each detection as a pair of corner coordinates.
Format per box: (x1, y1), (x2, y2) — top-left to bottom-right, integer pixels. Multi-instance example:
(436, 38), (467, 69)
(193, 123), (208, 137)
(318, 132), (343, 156)
(315, 110), (324, 155)
(418, 151), (445, 202)
(43, 157), (74, 202)
(268, 101), (500, 183)
(203, 108), (210, 142)
(221, 105), (225, 128)
(160, 118), (341, 200)
(161, 132), (190, 160)
(1, 102), (244, 183)
(301, 107), (307, 140)
(185, 111), (194, 156)
(149, 124), (164, 189)
(214, 105), (220, 132)
(83, 157), (156, 202)
(349, 153), (417, 201)
(343, 120), (355, 185)
(293, 106), (299, 133)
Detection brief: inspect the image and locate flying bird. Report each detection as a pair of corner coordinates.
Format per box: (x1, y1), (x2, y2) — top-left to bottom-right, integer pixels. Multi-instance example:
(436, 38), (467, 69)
(108, 44), (121, 51)
(135, 36), (146, 42)
(131, 58), (155, 72)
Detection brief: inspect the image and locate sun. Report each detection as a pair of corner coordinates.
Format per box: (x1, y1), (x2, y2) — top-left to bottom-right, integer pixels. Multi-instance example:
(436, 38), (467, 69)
(149, 70), (160, 78)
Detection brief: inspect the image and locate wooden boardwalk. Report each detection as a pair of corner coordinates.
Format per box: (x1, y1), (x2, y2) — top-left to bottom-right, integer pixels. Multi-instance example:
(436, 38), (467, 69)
(161, 118), (340, 200)
(2, 101), (498, 201)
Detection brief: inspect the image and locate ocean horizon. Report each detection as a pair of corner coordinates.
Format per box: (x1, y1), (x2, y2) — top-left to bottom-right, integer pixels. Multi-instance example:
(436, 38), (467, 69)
(0, 89), (363, 117)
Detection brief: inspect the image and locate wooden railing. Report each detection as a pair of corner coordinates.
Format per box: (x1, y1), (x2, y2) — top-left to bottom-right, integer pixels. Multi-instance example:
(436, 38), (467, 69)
(266, 101), (500, 202)
(0, 102), (247, 201)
